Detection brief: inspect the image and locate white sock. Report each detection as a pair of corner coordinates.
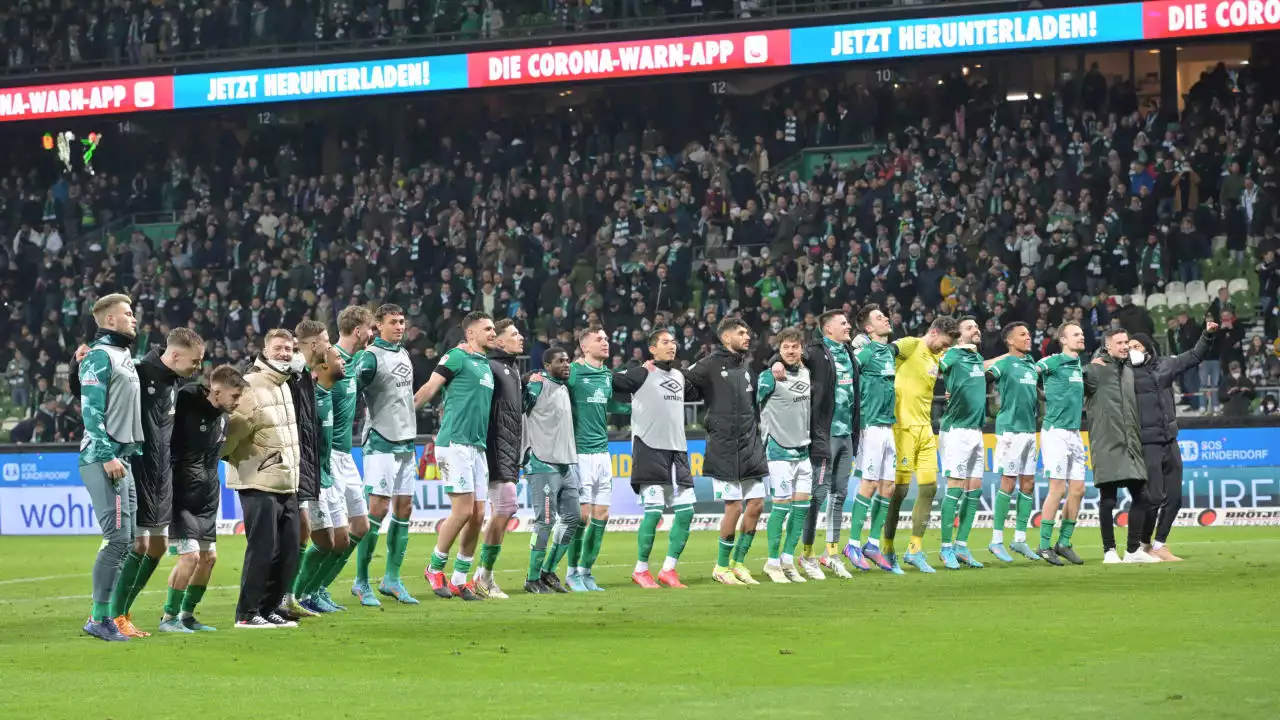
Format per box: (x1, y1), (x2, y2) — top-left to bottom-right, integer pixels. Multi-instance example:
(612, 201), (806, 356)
(634, 561), (648, 573)
(474, 567), (489, 582)
(661, 556), (678, 572)
(991, 530), (1004, 545)
(957, 540), (968, 547)
(1013, 530), (1027, 544)
(867, 537), (880, 548)
(450, 570), (468, 586)
(1153, 540), (1165, 550)
(180, 611), (193, 620)
(941, 542), (953, 549)
(780, 553), (794, 565)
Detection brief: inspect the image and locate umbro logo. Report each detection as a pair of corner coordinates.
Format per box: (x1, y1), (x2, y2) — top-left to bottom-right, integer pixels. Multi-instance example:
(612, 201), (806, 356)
(391, 364), (412, 379)
(792, 381), (810, 393)
(659, 379), (682, 394)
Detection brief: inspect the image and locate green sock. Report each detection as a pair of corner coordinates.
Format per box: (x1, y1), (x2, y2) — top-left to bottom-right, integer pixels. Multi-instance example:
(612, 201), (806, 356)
(541, 543), (568, 573)
(124, 554), (159, 614)
(848, 494), (872, 543)
(355, 515), (384, 582)
(92, 600), (112, 622)
(453, 554), (474, 576)
(940, 487), (963, 545)
(957, 489), (981, 543)
(384, 517), (410, 582)
(766, 502), (790, 560)
(527, 546), (547, 581)
(292, 544), (327, 596)
(566, 522), (585, 569)
(716, 537), (735, 567)
(867, 494), (890, 545)
(992, 490), (1012, 536)
(479, 543), (502, 571)
(783, 501), (808, 556)
(666, 505), (694, 560)
(320, 533), (361, 590)
(163, 587), (184, 617)
(1015, 491), (1033, 532)
(732, 531), (756, 564)
(1058, 519), (1077, 547)
(181, 585), (206, 614)
(583, 517), (607, 570)
(109, 551), (144, 617)
(637, 509), (661, 564)
(311, 551), (345, 596)
(1039, 518), (1055, 551)
(429, 549), (449, 572)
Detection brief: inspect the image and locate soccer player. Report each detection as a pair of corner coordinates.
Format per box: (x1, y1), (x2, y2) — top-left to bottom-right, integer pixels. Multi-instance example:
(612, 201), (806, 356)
(107, 327), (205, 637)
(523, 348), (580, 593)
(615, 330), (700, 589)
(986, 322), (1042, 563)
(160, 365), (248, 633)
(684, 318), (770, 585)
(351, 304), (421, 604)
(759, 327), (813, 584)
(321, 306), (374, 607)
(842, 304), (899, 573)
(295, 344), (353, 611)
(78, 294), (144, 642)
(885, 316), (958, 574)
(1034, 322), (1089, 566)
(472, 319), (525, 599)
(564, 325), (629, 592)
(936, 317), (988, 570)
(416, 311), (497, 600)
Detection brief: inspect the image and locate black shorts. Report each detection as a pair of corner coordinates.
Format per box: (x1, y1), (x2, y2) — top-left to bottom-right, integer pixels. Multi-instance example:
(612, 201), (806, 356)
(629, 437), (693, 491)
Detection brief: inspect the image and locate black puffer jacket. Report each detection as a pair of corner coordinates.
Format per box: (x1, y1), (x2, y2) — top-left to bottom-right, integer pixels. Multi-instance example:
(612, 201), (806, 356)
(768, 336), (862, 460)
(486, 351), (524, 483)
(285, 362), (320, 502)
(134, 349), (184, 527)
(684, 346), (769, 482)
(1130, 331), (1213, 444)
(171, 384), (228, 542)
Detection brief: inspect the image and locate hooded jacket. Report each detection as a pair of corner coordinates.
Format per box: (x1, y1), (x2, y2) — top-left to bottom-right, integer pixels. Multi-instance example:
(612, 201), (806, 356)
(683, 345), (769, 482)
(222, 356), (301, 494)
(171, 383), (229, 542)
(286, 357), (320, 502)
(131, 349), (185, 526)
(486, 350), (524, 483)
(1083, 350), (1147, 485)
(1130, 330), (1213, 444)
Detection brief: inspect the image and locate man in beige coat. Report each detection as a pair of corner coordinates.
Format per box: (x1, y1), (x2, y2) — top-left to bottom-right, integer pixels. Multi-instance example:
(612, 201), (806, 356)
(222, 329), (303, 629)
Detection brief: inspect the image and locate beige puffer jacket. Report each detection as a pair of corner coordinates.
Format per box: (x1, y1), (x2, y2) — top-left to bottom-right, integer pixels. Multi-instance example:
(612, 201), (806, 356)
(221, 357), (301, 494)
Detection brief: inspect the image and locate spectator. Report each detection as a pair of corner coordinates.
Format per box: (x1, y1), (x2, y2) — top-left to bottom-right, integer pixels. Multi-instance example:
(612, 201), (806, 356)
(1221, 360), (1255, 417)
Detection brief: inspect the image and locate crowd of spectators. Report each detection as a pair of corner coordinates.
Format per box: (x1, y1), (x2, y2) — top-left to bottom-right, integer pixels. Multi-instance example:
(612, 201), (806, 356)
(3, 58), (1280, 444)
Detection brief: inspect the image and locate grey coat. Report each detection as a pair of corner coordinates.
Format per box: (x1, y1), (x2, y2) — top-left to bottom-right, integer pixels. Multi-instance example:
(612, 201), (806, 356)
(1083, 352), (1148, 486)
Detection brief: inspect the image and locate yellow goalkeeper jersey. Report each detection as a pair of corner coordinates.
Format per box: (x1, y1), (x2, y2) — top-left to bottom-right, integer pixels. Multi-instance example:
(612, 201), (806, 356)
(894, 336), (944, 427)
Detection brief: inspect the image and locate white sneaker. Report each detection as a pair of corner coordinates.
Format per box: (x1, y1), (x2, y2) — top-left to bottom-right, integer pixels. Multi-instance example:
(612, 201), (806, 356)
(780, 561), (807, 583)
(1102, 549), (1122, 564)
(799, 556), (826, 580)
(235, 615), (277, 629)
(819, 554), (854, 579)
(1123, 548), (1161, 564)
(762, 561), (790, 584)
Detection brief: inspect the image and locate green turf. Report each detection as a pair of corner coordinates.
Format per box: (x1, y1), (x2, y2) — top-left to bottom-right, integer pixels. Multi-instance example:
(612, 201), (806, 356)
(1, 528), (1277, 718)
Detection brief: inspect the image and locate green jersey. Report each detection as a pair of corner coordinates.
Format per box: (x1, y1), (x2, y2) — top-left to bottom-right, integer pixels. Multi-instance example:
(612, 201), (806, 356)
(567, 361), (615, 454)
(825, 337), (856, 437)
(854, 339), (898, 428)
(434, 345), (495, 449)
(938, 346), (987, 431)
(316, 384), (334, 488)
(988, 353), (1039, 434)
(331, 345), (359, 453)
(1037, 353), (1084, 431)
(353, 338), (416, 454)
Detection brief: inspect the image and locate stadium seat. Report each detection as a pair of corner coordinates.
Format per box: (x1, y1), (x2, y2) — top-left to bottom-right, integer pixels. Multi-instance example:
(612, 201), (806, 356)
(1207, 279), (1228, 297)
(1188, 291), (1210, 318)
(1165, 281), (1186, 296)
(1166, 291), (1189, 316)
(1130, 293), (1146, 307)
(1185, 280), (1206, 297)
(1145, 293), (1167, 312)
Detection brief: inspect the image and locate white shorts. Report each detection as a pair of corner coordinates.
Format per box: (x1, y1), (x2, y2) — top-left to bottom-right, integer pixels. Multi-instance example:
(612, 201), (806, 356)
(437, 444), (488, 496)
(575, 452), (613, 507)
(940, 428), (985, 480)
(766, 459), (814, 499)
(168, 538), (215, 555)
(1041, 428), (1087, 482)
(857, 425), (897, 482)
(640, 483), (696, 509)
(137, 525), (168, 538)
(331, 450), (368, 518)
(996, 432), (1038, 477)
(365, 451), (416, 498)
(305, 485), (349, 530)
(712, 477), (766, 502)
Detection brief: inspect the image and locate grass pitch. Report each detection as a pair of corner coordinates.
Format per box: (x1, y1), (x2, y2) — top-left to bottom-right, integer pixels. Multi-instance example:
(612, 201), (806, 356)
(0, 527), (1277, 719)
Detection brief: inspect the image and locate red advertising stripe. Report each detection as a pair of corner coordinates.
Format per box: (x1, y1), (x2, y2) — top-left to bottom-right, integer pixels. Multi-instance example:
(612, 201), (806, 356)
(469, 29), (791, 88)
(0, 76), (172, 122)
(1142, 0), (1280, 38)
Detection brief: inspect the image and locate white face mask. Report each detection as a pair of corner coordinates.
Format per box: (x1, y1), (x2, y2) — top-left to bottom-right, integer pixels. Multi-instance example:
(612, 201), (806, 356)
(288, 352), (307, 374)
(1129, 349), (1146, 366)
(1231, 371), (1242, 379)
